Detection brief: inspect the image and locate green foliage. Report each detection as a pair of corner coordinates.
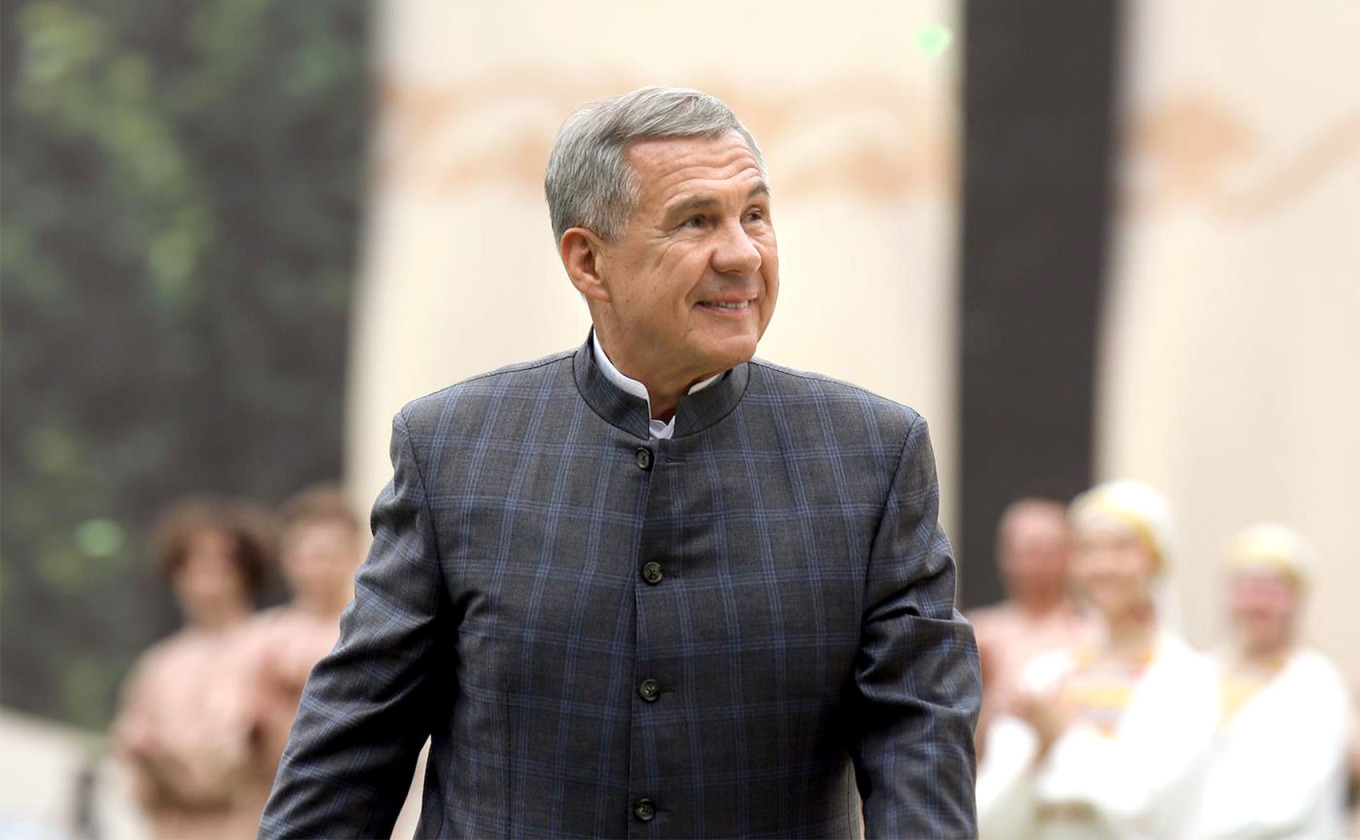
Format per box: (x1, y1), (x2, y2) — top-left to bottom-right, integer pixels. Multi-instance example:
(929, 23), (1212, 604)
(1, 0), (370, 729)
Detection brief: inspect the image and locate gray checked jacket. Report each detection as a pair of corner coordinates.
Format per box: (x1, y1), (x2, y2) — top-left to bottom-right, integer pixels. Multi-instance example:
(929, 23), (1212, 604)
(259, 334), (980, 839)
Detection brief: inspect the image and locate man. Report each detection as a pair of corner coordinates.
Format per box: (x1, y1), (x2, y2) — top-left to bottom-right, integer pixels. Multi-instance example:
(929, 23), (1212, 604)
(1190, 523), (1352, 839)
(239, 486), (364, 827)
(261, 86), (980, 839)
(969, 499), (1095, 751)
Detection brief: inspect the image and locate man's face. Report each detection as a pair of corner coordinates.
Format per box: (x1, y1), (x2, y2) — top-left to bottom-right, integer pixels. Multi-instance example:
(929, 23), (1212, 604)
(281, 518), (361, 605)
(595, 130), (778, 385)
(998, 504), (1070, 597)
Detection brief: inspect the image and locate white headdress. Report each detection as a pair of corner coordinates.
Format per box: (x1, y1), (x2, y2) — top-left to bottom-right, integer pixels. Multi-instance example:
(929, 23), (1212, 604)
(1228, 522), (1314, 589)
(1069, 480), (1180, 626)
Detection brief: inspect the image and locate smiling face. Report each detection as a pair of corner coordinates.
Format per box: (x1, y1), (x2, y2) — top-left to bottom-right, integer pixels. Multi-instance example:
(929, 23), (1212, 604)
(1071, 519), (1158, 621)
(570, 130), (778, 393)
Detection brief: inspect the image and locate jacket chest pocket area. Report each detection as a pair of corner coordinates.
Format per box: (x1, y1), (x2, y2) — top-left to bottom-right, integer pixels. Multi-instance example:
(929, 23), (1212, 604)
(450, 548), (637, 701)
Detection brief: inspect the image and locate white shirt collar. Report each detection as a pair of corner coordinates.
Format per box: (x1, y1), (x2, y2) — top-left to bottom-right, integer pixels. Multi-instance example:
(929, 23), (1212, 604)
(591, 331), (723, 440)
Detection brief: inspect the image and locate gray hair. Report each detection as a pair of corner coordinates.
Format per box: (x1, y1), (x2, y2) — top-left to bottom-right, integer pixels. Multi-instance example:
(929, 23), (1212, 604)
(544, 86), (767, 244)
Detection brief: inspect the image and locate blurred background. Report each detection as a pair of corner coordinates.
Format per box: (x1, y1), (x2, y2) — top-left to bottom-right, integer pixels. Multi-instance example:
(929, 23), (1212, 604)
(2, 0), (1356, 835)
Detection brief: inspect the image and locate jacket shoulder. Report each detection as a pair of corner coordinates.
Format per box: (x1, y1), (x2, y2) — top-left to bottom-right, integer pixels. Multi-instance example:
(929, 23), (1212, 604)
(747, 357), (924, 441)
(397, 349), (577, 430)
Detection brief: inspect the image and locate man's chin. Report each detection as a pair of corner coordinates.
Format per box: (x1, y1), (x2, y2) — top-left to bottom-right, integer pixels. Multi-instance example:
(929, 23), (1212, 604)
(699, 337), (759, 373)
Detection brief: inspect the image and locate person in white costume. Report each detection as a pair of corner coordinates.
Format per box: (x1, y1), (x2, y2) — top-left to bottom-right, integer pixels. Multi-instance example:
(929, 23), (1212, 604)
(1190, 523), (1353, 839)
(977, 480), (1217, 840)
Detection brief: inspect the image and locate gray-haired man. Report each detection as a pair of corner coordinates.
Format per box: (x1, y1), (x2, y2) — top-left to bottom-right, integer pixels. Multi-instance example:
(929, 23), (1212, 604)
(260, 86), (980, 839)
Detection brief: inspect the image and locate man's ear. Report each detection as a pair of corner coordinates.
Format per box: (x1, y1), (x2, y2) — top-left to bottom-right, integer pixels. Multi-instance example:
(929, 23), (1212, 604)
(560, 228), (611, 304)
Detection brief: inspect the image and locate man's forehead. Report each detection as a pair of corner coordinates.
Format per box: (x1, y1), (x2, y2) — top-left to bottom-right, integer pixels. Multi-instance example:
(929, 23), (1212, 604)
(1003, 502), (1068, 533)
(626, 131), (764, 195)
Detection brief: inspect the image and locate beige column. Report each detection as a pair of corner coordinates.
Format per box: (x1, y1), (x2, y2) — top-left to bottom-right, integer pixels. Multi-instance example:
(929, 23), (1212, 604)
(1100, 0), (1360, 683)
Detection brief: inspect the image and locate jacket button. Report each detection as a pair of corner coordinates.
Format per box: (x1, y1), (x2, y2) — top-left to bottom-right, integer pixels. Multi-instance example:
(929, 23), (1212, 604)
(641, 561), (663, 585)
(638, 678), (661, 702)
(635, 447), (653, 470)
(633, 798), (656, 822)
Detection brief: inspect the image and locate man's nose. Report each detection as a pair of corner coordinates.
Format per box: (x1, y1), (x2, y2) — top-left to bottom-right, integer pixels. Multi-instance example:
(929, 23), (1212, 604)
(711, 218), (762, 276)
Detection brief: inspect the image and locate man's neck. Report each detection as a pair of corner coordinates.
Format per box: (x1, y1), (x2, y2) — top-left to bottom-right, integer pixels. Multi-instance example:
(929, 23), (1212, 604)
(592, 331), (720, 422)
(646, 387), (686, 423)
(1011, 589), (1068, 620)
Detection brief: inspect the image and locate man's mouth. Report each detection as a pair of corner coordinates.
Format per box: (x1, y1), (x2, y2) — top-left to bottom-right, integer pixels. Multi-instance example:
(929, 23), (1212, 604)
(697, 298), (754, 312)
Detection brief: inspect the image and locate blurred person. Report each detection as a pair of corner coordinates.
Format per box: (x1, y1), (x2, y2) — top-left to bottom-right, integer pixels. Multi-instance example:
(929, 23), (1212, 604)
(111, 497), (274, 840)
(1349, 717), (1360, 834)
(970, 498), (1096, 755)
(977, 480), (1217, 839)
(247, 485), (362, 771)
(260, 86), (980, 838)
(1189, 524), (1352, 839)
(236, 485), (364, 828)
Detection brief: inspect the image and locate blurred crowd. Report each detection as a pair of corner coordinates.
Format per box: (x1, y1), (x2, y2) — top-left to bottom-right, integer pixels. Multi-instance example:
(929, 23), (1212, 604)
(110, 487), (362, 839)
(972, 483), (1360, 839)
(109, 480), (1359, 839)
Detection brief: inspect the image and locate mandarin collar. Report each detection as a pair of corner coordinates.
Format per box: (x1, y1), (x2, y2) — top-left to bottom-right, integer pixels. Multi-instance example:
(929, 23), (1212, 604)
(573, 330), (749, 440)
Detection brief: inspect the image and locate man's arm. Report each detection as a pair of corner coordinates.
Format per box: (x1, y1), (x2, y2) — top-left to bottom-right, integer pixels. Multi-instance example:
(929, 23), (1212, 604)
(259, 409), (451, 839)
(850, 413), (981, 839)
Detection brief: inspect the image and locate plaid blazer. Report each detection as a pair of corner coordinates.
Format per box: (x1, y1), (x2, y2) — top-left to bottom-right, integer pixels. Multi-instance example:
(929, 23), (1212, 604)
(260, 335), (980, 839)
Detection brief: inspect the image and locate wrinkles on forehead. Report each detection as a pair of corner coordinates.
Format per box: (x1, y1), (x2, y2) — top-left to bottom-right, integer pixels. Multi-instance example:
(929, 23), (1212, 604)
(625, 132), (767, 220)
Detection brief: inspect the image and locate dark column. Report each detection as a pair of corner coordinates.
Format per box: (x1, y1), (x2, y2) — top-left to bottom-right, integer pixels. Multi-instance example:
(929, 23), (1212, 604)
(956, 0), (1122, 608)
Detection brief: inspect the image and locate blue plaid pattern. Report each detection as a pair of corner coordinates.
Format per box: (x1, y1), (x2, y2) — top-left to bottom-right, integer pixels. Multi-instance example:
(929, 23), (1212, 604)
(260, 336), (980, 839)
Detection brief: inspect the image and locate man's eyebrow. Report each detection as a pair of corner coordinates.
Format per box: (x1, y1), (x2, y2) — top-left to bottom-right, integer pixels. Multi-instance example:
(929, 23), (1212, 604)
(662, 181), (772, 223)
(664, 196), (720, 221)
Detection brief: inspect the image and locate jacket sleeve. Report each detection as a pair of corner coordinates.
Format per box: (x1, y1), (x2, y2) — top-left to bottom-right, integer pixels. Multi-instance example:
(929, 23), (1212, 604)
(850, 413), (982, 839)
(258, 409), (452, 839)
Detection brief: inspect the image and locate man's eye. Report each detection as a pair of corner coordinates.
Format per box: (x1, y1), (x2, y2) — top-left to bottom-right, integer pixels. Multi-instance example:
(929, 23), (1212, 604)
(744, 210), (766, 223)
(684, 216), (707, 228)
